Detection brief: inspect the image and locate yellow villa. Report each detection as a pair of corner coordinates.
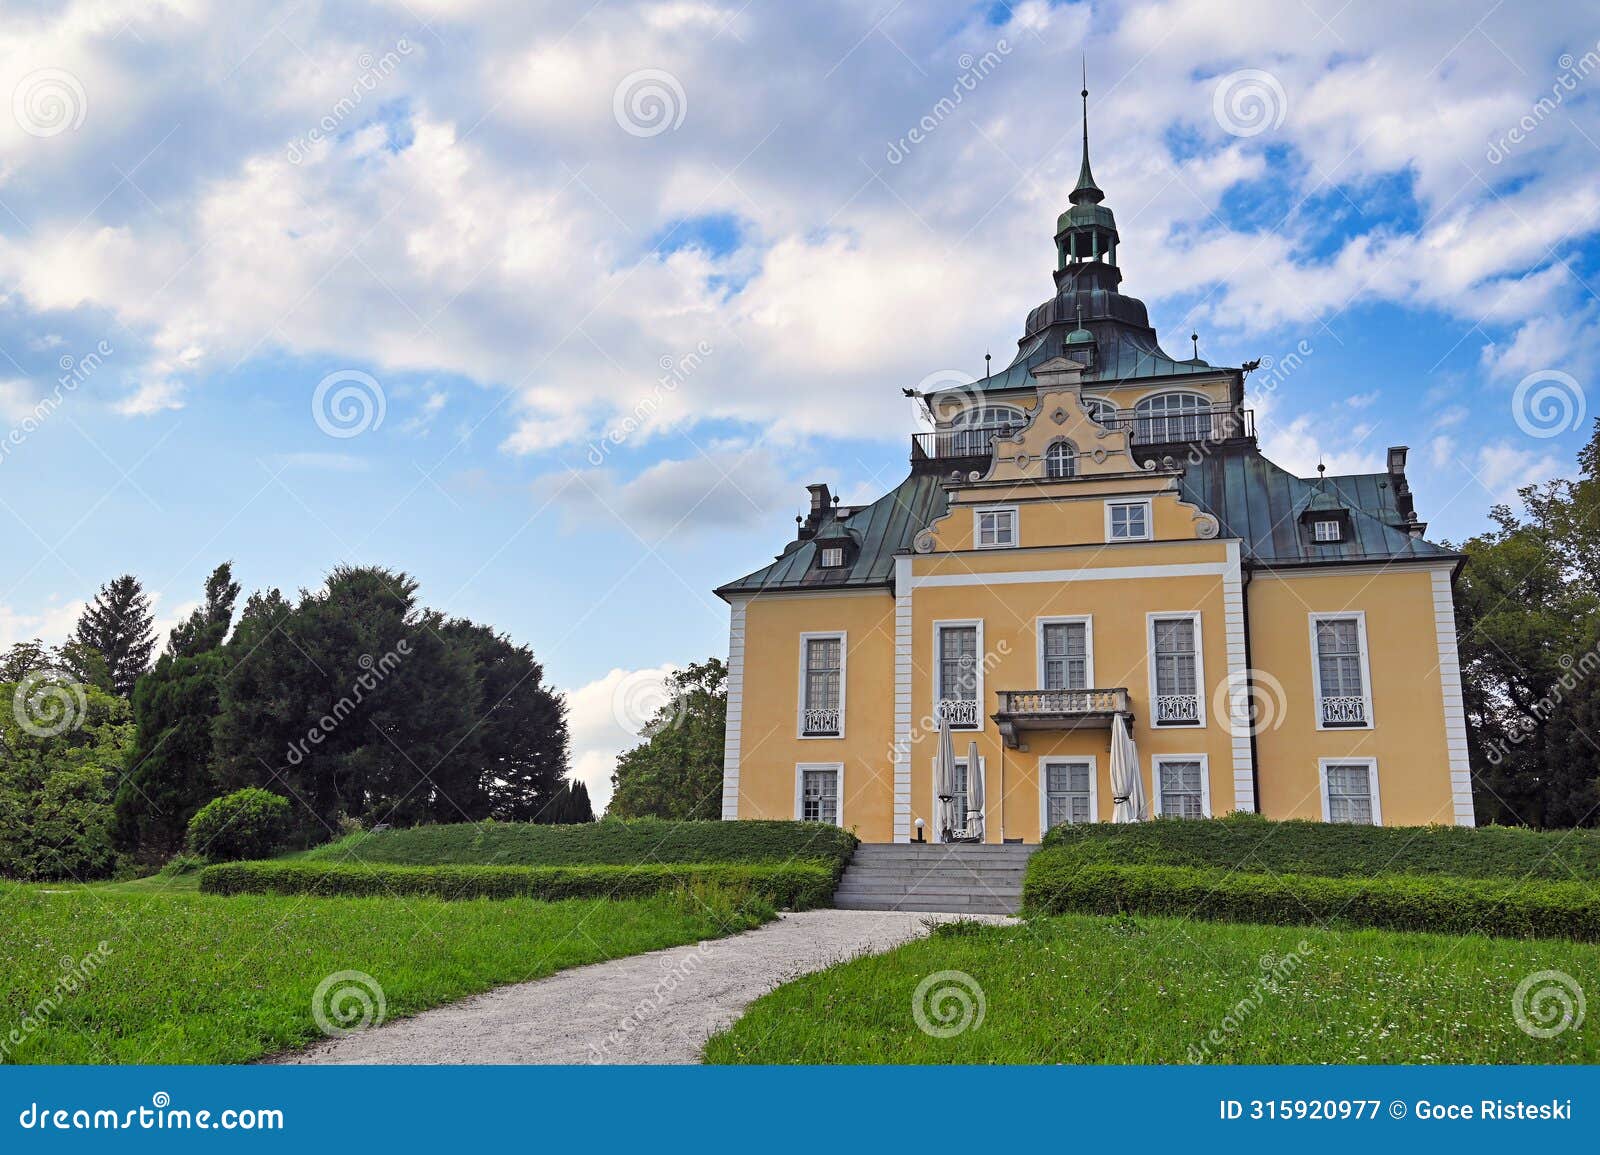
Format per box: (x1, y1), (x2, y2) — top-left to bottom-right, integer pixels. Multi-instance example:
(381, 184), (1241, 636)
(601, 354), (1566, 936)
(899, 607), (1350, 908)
(714, 95), (1474, 844)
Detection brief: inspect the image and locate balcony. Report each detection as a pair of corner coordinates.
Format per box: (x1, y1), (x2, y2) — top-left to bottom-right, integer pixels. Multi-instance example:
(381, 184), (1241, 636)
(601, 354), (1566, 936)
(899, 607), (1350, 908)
(992, 687), (1132, 749)
(910, 424), (1024, 468)
(1320, 696), (1368, 727)
(1100, 405), (1254, 447)
(802, 706), (841, 736)
(909, 407), (1254, 470)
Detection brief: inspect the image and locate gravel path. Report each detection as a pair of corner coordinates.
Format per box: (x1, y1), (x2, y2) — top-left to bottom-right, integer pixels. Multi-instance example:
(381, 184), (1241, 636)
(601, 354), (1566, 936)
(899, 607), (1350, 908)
(279, 909), (1008, 1065)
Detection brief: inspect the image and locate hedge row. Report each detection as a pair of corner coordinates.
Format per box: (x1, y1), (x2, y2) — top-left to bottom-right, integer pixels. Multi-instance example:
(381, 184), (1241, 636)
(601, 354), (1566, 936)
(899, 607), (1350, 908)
(199, 860), (840, 909)
(1022, 857), (1600, 942)
(1040, 812), (1600, 881)
(302, 818), (859, 870)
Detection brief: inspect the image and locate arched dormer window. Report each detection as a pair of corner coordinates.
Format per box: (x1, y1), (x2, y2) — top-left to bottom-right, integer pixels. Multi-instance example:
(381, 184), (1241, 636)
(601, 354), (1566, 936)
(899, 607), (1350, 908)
(1134, 391), (1212, 443)
(1045, 440), (1077, 479)
(945, 404), (1025, 457)
(1082, 396), (1115, 424)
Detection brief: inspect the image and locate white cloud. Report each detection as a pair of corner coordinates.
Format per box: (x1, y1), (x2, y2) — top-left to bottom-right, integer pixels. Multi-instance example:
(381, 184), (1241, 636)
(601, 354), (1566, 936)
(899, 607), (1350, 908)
(1345, 390), (1379, 409)
(564, 664), (680, 813)
(115, 380), (184, 416)
(534, 449), (800, 542)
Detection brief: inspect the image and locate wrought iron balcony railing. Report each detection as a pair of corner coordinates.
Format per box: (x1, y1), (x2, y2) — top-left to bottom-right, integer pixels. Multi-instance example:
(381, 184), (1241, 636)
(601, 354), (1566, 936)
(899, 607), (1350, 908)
(937, 698), (981, 729)
(802, 706), (841, 736)
(1154, 694), (1201, 724)
(1319, 696), (1368, 726)
(910, 407), (1254, 466)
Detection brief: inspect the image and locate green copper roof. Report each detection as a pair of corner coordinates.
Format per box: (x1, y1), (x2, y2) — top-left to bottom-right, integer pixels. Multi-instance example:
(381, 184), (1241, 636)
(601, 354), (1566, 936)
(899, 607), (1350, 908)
(716, 471), (948, 597)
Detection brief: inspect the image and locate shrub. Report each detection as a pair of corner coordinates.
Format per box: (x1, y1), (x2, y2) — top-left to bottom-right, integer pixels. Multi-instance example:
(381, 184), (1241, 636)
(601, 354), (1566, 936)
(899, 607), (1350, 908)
(296, 816), (858, 870)
(198, 859), (838, 909)
(186, 788), (291, 862)
(1039, 812), (1600, 881)
(1022, 858), (1600, 942)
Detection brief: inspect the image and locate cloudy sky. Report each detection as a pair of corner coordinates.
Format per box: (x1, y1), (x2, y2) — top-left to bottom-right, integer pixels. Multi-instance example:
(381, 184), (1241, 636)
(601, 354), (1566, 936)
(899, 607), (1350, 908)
(2, 0), (1597, 809)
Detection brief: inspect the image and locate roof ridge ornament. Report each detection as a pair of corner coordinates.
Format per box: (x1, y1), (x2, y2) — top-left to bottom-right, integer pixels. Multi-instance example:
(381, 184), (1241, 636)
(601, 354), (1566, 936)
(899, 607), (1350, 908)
(1071, 58), (1104, 206)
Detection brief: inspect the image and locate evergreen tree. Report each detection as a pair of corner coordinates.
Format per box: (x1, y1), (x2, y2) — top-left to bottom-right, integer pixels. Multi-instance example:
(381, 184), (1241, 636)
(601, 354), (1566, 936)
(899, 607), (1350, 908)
(542, 777), (594, 824)
(167, 562), (240, 658)
(609, 659), (726, 819)
(213, 566), (569, 839)
(72, 575), (156, 697)
(110, 564), (242, 858)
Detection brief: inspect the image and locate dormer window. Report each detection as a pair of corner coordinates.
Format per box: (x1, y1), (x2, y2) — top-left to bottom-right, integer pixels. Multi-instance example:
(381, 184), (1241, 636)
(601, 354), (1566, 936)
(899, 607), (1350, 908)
(1300, 507), (1352, 546)
(1312, 519), (1342, 543)
(818, 546), (845, 568)
(1045, 440), (1077, 479)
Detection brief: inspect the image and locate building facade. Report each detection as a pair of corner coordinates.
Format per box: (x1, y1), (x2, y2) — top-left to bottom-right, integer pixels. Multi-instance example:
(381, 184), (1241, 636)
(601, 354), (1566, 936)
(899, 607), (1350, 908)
(715, 99), (1474, 842)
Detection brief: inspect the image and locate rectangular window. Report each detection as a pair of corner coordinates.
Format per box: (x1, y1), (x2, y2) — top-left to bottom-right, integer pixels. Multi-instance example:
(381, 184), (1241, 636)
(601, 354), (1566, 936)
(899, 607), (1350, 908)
(798, 766), (841, 825)
(1041, 621), (1089, 691)
(801, 635), (843, 736)
(1044, 760), (1093, 830)
(818, 546), (844, 567)
(1323, 762), (1378, 825)
(1312, 615), (1369, 727)
(1156, 758), (1207, 818)
(1151, 615), (1201, 725)
(1106, 500), (1151, 541)
(974, 507), (1017, 548)
(936, 623), (980, 729)
(1312, 519), (1341, 542)
(949, 759), (970, 836)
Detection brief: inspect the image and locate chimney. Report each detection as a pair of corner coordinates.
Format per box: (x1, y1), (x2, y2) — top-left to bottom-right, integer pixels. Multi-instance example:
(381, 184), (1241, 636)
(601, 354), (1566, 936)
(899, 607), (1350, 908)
(1385, 445), (1424, 537)
(798, 483), (832, 539)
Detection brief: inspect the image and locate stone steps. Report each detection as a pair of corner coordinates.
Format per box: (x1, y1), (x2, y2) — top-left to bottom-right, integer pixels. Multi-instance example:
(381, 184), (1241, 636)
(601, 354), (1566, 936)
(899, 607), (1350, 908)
(832, 843), (1037, 915)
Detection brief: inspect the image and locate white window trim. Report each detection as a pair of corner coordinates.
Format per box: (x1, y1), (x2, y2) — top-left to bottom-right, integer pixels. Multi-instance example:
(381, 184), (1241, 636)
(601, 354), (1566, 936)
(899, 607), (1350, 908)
(932, 618), (984, 731)
(972, 504), (1019, 549)
(1308, 611), (1375, 731)
(796, 630), (847, 739)
(1104, 498), (1153, 542)
(930, 753), (987, 842)
(1146, 611), (1206, 728)
(794, 762), (845, 825)
(818, 545), (845, 567)
(1036, 615), (1095, 690)
(1312, 519), (1342, 542)
(1318, 757), (1382, 826)
(1039, 755), (1099, 832)
(1151, 754), (1211, 818)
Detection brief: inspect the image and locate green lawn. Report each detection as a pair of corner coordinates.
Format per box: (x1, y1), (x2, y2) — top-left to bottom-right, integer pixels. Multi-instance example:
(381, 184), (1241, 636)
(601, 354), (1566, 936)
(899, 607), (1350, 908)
(705, 913), (1600, 1064)
(301, 817), (857, 869)
(1, 882), (768, 1064)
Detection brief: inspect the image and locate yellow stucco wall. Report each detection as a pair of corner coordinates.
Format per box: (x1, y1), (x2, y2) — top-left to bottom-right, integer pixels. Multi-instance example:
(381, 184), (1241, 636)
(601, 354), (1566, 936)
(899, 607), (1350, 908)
(1248, 566), (1461, 826)
(731, 591), (899, 841)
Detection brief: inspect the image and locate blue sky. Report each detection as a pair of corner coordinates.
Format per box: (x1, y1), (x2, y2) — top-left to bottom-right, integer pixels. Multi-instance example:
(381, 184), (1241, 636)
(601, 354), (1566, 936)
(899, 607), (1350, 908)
(2, 0), (1598, 806)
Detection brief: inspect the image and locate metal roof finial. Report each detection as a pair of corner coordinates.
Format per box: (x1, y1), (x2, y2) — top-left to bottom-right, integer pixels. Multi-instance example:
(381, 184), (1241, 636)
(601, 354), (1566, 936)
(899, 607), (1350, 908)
(984, 351), (992, 377)
(1191, 331), (1200, 359)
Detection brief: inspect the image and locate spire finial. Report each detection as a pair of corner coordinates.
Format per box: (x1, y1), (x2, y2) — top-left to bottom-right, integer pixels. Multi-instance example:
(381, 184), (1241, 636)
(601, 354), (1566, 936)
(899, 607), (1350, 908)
(984, 351), (992, 377)
(1191, 331), (1199, 359)
(1070, 57), (1103, 206)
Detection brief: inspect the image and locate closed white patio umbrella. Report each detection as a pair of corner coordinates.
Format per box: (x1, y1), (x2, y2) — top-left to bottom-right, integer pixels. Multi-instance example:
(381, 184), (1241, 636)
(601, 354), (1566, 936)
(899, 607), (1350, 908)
(966, 739), (984, 842)
(1110, 712), (1147, 823)
(935, 713), (958, 841)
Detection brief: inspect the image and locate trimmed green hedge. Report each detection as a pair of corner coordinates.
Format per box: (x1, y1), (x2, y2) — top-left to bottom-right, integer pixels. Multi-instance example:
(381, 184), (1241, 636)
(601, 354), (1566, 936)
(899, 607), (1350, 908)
(1023, 859), (1600, 942)
(302, 818), (858, 870)
(1040, 812), (1600, 881)
(199, 860), (839, 910)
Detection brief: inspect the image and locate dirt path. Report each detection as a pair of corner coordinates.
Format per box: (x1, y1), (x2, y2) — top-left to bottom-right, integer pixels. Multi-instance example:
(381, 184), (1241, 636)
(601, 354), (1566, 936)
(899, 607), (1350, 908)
(279, 909), (1006, 1065)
